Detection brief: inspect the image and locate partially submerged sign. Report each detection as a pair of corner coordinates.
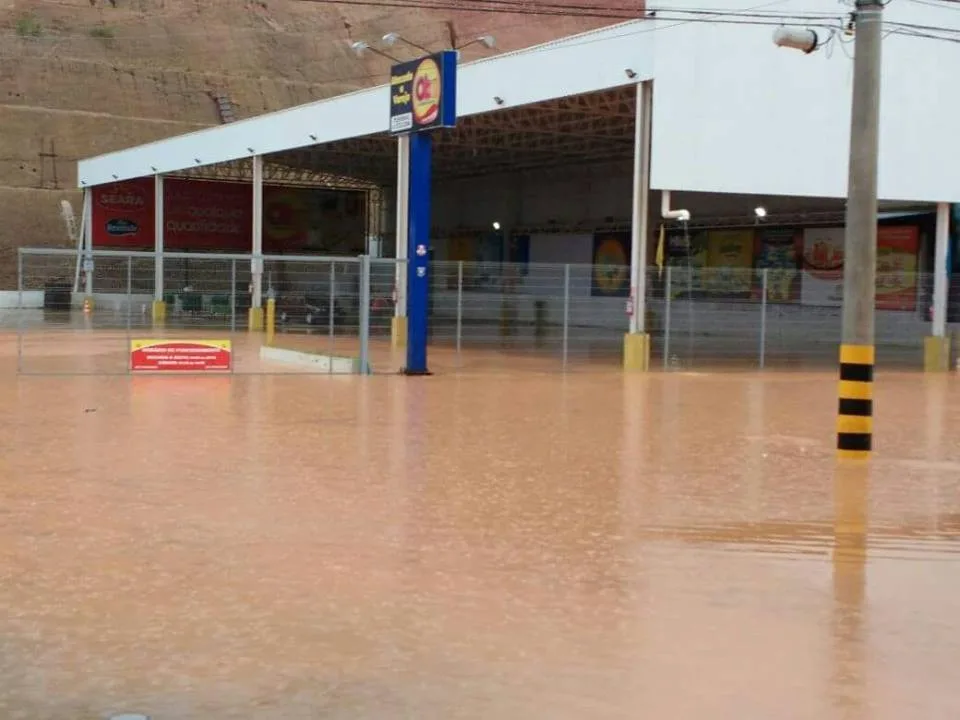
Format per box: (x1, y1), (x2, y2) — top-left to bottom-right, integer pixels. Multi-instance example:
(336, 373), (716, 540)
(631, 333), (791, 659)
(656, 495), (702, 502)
(130, 339), (232, 372)
(389, 50), (457, 135)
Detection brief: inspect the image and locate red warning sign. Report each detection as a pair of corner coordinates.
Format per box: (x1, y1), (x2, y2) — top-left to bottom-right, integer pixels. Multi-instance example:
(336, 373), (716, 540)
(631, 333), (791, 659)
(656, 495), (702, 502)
(130, 339), (232, 372)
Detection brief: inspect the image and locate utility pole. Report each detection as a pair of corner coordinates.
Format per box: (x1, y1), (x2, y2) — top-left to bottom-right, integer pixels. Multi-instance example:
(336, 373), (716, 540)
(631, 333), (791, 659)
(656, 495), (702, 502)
(837, 0), (883, 460)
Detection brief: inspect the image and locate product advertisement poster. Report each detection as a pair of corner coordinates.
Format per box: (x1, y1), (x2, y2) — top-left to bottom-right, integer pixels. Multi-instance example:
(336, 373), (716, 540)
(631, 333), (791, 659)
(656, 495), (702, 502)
(800, 227), (845, 307)
(754, 229), (802, 303)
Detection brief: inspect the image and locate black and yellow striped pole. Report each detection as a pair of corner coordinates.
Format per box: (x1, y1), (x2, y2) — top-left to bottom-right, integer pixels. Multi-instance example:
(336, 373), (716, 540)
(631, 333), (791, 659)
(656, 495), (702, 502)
(836, 0), (882, 461)
(838, 345), (873, 460)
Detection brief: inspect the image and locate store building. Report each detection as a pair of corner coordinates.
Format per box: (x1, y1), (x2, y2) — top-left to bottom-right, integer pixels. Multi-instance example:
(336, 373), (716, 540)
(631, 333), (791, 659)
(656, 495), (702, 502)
(74, 0), (960, 370)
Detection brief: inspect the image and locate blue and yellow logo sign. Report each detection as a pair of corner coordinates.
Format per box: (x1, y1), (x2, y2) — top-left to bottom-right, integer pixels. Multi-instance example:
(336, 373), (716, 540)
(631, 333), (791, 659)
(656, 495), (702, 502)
(591, 232), (631, 297)
(389, 50), (457, 135)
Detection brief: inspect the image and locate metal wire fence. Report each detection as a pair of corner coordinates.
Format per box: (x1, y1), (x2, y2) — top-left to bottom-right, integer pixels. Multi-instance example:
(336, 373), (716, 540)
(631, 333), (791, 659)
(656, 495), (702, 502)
(7, 247), (953, 374)
(11, 249), (401, 375)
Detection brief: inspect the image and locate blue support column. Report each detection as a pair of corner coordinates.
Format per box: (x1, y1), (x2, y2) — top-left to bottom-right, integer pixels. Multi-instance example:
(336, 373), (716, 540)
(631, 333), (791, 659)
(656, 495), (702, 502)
(404, 131), (433, 375)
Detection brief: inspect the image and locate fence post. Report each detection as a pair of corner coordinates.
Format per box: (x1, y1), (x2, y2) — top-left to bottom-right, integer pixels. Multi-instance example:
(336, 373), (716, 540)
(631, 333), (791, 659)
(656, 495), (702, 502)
(562, 263), (570, 369)
(456, 260), (463, 359)
(663, 266), (673, 368)
(126, 256), (133, 332)
(759, 268), (768, 369)
(230, 259), (237, 333)
(16, 249), (23, 309)
(686, 266), (695, 365)
(328, 262), (336, 373)
(16, 249), (23, 374)
(359, 255), (371, 374)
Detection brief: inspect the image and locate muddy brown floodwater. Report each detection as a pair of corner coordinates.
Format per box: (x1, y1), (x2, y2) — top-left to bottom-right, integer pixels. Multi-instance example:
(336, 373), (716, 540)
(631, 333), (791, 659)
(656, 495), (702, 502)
(1, 337), (959, 719)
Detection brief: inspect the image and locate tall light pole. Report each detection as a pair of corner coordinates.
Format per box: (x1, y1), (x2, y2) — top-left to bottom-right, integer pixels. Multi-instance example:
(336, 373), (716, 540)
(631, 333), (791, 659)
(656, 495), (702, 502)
(837, 0), (883, 461)
(775, 0), (883, 460)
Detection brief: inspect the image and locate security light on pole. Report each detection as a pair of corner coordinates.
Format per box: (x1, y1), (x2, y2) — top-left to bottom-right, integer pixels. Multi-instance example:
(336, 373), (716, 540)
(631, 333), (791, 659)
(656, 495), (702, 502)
(775, 5), (884, 459)
(772, 27), (819, 53)
(382, 32), (432, 55)
(456, 35), (496, 51)
(349, 41), (399, 63)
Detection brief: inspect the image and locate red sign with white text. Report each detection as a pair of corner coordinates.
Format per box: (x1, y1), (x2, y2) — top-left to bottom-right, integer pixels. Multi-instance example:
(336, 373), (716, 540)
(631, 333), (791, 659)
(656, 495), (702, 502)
(92, 178), (366, 253)
(92, 177), (155, 248)
(130, 339), (232, 372)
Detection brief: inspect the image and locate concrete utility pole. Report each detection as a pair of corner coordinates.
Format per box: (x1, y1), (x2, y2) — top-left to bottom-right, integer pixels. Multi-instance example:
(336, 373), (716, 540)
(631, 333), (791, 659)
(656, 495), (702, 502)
(837, 0), (883, 460)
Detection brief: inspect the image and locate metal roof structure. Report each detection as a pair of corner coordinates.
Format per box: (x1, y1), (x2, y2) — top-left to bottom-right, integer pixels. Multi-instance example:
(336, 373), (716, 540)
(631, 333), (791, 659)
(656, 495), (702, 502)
(269, 87), (637, 185)
(78, 20), (654, 189)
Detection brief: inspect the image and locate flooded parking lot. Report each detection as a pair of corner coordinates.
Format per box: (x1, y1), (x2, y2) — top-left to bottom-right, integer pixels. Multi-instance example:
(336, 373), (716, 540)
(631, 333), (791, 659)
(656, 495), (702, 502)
(1, 335), (958, 718)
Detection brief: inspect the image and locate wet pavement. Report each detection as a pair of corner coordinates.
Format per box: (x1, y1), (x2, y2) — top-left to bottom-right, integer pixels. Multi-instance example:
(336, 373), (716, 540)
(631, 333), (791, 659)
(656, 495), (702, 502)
(1, 336), (959, 718)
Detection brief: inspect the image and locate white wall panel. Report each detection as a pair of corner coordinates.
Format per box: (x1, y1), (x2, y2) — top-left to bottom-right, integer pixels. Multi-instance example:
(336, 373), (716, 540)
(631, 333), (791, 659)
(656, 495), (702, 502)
(650, 0), (960, 202)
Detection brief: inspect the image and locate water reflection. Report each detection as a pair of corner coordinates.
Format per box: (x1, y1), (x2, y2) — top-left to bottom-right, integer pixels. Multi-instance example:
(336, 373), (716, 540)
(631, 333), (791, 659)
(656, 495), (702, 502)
(832, 463), (869, 720)
(0, 367), (958, 718)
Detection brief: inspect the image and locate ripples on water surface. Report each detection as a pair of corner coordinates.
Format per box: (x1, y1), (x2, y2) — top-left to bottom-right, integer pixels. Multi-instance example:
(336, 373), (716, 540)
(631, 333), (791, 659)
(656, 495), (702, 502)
(0, 357), (958, 719)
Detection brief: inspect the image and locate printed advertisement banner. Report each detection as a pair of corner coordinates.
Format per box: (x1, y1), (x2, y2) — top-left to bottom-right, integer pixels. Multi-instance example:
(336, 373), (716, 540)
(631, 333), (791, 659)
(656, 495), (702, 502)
(591, 231), (631, 297)
(664, 231), (707, 299)
(507, 234), (531, 276)
(753, 229), (802, 303)
(92, 178), (366, 253)
(704, 229), (754, 296)
(92, 176), (155, 248)
(164, 179), (250, 250)
(800, 227), (845, 307)
(445, 235), (476, 289)
(876, 225), (919, 311)
(801, 225), (920, 309)
(130, 339), (232, 372)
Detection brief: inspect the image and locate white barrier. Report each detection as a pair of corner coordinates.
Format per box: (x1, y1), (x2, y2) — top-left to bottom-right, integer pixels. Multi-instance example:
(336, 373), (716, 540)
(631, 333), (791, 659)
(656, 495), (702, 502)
(259, 345), (361, 373)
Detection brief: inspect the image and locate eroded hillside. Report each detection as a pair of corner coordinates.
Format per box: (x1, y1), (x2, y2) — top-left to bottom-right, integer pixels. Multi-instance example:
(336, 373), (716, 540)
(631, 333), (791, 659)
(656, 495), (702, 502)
(0, 0), (616, 285)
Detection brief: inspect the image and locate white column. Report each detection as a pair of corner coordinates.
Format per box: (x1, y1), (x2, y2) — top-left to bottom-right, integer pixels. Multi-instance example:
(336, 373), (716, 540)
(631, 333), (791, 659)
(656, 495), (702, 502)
(154, 174), (164, 301)
(629, 81), (652, 334)
(83, 188), (93, 296)
(395, 134), (410, 317)
(251, 154), (264, 309)
(932, 202), (949, 338)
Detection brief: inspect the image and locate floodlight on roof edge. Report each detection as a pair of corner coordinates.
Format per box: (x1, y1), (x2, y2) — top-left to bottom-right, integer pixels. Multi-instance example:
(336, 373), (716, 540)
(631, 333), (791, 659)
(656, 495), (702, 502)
(455, 35), (496, 51)
(381, 32), (432, 55)
(349, 40), (400, 63)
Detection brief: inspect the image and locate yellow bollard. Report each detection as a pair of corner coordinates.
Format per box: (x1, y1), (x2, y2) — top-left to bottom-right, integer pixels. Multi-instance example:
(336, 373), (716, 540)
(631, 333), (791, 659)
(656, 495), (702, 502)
(248, 306), (264, 332)
(151, 300), (166, 328)
(265, 297), (276, 346)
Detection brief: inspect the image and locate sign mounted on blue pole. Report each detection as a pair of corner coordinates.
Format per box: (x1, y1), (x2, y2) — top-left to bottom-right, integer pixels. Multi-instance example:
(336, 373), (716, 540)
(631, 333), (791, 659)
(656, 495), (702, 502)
(390, 49), (457, 376)
(389, 50), (457, 135)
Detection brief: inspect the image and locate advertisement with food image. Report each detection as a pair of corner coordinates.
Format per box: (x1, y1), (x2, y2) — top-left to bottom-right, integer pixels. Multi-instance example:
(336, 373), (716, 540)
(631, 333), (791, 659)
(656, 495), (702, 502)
(800, 226), (845, 306)
(753, 229), (802, 303)
(875, 225), (919, 311)
(703, 229), (754, 297)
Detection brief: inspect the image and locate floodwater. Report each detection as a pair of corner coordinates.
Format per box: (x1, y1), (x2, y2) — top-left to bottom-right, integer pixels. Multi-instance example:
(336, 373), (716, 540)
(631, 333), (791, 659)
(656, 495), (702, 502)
(1, 333), (960, 719)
